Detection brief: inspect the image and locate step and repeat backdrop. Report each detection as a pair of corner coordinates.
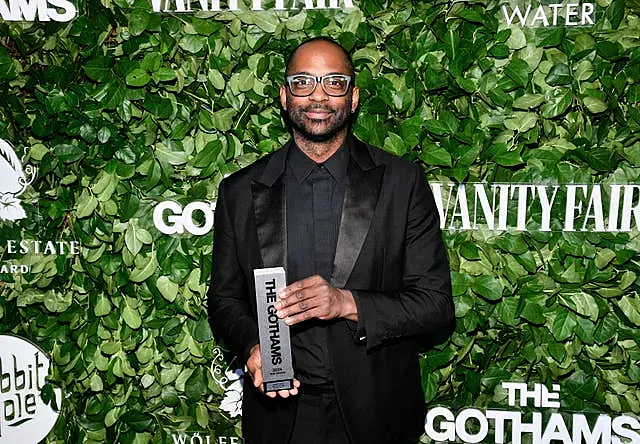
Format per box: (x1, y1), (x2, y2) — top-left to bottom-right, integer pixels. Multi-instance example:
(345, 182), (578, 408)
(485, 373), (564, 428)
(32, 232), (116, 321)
(1, 0), (639, 442)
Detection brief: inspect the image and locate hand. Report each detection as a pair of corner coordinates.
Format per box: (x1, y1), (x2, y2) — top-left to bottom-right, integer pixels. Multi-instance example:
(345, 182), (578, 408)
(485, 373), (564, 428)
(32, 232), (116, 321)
(275, 275), (358, 325)
(246, 344), (300, 398)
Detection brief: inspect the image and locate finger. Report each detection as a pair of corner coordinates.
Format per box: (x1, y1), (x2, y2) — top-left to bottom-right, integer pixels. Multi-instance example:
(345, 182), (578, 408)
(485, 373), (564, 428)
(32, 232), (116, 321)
(284, 306), (324, 325)
(275, 287), (317, 311)
(279, 379), (301, 398)
(289, 379), (301, 396)
(252, 365), (263, 389)
(279, 275), (324, 299)
(277, 292), (326, 319)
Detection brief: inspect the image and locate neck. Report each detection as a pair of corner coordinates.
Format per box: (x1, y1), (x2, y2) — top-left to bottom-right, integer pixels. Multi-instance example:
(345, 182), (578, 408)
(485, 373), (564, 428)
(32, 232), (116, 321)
(292, 128), (348, 163)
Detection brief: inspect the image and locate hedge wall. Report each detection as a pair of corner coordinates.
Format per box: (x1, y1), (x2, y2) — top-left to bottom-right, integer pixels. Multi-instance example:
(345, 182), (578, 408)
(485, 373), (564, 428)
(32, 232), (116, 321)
(1, 0), (639, 442)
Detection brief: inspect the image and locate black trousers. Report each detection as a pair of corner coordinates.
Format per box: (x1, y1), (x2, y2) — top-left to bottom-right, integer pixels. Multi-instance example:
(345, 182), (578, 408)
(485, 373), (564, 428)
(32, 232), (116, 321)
(288, 388), (352, 444)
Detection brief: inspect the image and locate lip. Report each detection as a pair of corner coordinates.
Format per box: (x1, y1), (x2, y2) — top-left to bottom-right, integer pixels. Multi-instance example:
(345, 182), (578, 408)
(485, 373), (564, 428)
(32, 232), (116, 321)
(304, 109), (333, 119)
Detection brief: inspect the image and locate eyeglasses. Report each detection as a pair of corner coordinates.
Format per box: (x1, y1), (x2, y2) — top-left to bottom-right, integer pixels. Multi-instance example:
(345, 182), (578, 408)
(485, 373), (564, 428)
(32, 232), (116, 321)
(285, 74), (352, 97)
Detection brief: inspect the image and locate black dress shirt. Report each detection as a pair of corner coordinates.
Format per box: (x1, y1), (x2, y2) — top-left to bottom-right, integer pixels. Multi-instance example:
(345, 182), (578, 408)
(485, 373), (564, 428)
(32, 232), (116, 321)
(285, 140), (348, 386)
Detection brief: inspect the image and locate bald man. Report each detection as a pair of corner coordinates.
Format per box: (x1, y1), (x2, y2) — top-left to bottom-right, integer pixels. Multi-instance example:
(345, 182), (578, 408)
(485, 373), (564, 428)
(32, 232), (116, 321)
(208, 37), (454, 444)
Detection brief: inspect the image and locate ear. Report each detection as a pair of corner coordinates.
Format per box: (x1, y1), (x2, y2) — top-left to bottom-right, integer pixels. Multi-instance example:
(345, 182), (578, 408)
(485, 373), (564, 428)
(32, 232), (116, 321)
(351, 85), (359, 113)
(280, 84), (287, 111)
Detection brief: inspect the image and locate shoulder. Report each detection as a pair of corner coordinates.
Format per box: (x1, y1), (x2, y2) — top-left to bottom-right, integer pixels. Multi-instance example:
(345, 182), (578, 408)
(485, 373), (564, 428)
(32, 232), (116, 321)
(357, 139), (423, 180)
(217, 149), (279, 195)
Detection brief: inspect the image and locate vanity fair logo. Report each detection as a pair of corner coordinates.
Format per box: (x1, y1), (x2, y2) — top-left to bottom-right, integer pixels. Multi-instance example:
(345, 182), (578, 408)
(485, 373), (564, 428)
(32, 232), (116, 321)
(0, 139), (36, 222)
(0, 335), (62, 444)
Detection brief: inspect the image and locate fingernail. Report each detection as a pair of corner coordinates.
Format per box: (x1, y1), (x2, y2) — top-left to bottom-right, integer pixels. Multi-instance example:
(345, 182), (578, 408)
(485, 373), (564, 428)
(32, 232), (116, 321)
(274, 302), (281, 309)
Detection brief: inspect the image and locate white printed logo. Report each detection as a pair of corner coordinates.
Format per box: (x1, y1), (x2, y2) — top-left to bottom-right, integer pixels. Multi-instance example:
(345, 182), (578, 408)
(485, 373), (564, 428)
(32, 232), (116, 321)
(0, 139), (36, 222)
(0, 334), (62, 444)
(210, 347), (243, 418)
(154, 201), (217, 236)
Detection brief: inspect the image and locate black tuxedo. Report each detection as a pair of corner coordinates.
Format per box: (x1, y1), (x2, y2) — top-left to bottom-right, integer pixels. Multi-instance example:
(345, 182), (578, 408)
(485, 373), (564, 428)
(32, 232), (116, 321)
(207, 136), (454, 444)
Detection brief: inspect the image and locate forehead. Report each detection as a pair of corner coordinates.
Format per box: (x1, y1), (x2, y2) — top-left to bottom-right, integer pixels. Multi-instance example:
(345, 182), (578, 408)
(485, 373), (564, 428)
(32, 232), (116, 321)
(287, 41), (351, 75)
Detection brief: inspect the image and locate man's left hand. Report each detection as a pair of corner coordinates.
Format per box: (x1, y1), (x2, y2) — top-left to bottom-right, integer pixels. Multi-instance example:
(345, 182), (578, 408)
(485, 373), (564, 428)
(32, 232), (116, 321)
(275, 275), (358, 325)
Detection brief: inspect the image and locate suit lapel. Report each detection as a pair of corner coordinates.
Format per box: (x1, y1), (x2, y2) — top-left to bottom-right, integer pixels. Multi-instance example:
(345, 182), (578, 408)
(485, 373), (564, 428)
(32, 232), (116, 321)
(331, 141), (385, 288)
(251, 144), (290, 269)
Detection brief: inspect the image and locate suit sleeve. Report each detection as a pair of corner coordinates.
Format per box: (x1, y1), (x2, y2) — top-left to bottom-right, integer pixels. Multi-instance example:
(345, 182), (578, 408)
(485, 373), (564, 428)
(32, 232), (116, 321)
(207, 179), (259, 364)
(349, 164), (454, 350)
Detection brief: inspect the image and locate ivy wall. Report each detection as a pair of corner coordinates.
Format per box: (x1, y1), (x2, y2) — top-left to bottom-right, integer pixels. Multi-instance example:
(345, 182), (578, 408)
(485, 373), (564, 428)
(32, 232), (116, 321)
(1, 0), (639, 442)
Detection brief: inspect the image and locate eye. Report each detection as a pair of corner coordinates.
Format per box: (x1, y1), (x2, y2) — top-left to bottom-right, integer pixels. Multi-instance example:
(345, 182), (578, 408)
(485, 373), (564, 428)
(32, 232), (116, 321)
(326, 77), (346, 87)
(291, 76), (313, 87)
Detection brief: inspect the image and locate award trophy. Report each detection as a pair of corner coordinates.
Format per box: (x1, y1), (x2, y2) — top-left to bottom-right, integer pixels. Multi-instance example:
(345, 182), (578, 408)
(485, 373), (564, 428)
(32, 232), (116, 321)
(253, 267), (293, 392)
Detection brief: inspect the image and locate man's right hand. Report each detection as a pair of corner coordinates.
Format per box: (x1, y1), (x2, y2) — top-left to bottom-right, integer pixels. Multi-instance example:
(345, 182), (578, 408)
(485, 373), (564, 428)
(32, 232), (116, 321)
(246, 344), (300, 398)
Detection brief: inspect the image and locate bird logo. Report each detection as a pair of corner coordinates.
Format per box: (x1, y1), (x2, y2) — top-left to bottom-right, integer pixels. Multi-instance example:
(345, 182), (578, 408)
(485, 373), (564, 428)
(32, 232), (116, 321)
(0, 138), (37, 222)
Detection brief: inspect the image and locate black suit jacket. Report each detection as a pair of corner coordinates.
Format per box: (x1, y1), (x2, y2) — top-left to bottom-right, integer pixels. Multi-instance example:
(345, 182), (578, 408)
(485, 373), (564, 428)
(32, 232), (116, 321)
(207, 136), (454, 444)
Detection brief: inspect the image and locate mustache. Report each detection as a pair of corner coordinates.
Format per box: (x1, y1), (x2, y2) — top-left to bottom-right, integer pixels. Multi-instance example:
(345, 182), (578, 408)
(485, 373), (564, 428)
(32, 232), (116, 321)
(300, 105), (335, 113)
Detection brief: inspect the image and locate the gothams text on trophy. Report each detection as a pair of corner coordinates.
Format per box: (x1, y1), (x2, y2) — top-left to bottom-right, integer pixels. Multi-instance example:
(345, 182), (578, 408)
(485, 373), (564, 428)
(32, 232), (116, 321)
(254, 267), (293, 392)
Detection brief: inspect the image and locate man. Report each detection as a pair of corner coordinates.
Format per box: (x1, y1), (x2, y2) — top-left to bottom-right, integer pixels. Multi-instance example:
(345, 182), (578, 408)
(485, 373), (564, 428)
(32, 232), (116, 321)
(208, 37), (454, 444)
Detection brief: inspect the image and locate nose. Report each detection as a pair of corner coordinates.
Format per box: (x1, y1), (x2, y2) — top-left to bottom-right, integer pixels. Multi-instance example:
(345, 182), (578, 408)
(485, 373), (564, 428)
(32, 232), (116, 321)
(309, 80), (329, 102)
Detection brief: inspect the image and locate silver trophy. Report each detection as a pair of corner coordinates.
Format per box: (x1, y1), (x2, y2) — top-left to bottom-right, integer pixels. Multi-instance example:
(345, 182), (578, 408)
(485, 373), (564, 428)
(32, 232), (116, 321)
(253, 267), (293, 392)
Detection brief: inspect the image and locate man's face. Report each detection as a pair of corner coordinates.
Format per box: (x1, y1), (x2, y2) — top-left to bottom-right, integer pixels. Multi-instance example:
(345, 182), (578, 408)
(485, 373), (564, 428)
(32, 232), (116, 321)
(280, 41), (359, 142)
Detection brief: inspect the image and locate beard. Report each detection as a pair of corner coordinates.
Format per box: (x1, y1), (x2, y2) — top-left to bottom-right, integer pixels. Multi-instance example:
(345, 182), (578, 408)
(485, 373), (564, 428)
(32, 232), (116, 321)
(286, 96), (352, 143)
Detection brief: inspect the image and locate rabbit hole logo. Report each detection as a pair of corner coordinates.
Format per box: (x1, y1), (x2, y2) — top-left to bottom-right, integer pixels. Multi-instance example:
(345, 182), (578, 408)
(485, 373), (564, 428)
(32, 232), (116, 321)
(0, 334), (62, 444)
(0, 139), (36, 222)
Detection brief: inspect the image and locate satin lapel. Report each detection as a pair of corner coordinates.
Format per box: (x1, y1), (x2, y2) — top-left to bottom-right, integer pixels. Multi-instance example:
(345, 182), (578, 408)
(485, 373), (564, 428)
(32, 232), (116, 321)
(331, 159), (385, 288)
(251, 178), (286, 269)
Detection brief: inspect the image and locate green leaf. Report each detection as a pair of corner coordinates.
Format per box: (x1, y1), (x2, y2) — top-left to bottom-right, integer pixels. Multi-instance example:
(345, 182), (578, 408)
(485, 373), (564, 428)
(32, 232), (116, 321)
(424, 119), (450, 136)
(76, 191), (98, 218)
(142, 95), (172, 119)
(95, 296), (112, 317)
(494, 151), (524, 166)
(84, 57), (113, 82)
(383, 133), (406, 156)
(565, 370), (598, 400)
(583, 97), (608, 114)
(504, 59), (530, 87)
(210, 108), (237, 131)
(179, 35), (206, 53)
(130, 253), (158, 283)
(157, 276), (179, 302)
(185, 367), (207, 402)
(552, 310), (577, 341)
(617, 296), (640, 326)
(471, 276), (504, 301)
(545, 63), (571, 86)
(193, 318), (212, 342)
(152, 68), (176, 83)
(512, 94), (544, 110)
(495, 234), (528, 254)
(55, 144), (85, 163)
(121, 410), (153, 433)
(126, 69), (151, 87)
(123, 304), (142, 330)
(559, 292), (599, 322)
(541, 88), (573, 119)
(141, 52), (162, 72)
(420, 145), (452, 167)
(504, 112), (537, 132)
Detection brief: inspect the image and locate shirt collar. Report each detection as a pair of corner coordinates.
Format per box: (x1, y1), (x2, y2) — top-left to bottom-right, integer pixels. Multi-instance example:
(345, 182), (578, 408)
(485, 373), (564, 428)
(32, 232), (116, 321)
(287, 137), (350, 185)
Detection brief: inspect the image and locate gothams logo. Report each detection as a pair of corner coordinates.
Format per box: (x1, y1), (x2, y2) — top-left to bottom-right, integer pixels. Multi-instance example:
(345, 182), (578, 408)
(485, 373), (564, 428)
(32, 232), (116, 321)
(0, 335), (62, 444)
(0, 139), (36, 222)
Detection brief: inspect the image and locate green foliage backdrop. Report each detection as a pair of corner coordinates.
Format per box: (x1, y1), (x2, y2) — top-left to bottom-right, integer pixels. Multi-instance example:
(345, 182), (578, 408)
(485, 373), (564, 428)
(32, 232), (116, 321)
(1, 0), (640, 442)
